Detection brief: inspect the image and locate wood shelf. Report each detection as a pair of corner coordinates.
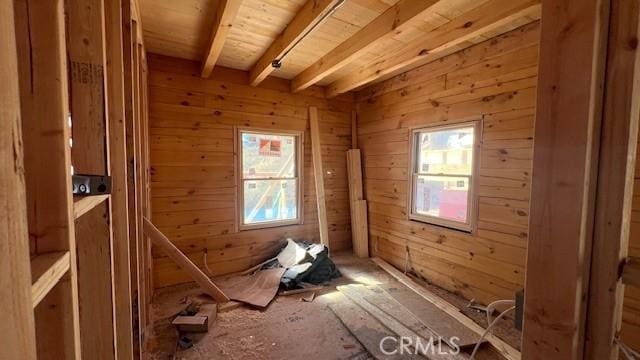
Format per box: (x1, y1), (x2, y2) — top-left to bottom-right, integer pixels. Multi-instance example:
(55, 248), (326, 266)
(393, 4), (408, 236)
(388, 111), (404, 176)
(31, 251), (71, 308)
(74, 194), (109, 219)
(623, 257), (639, 288)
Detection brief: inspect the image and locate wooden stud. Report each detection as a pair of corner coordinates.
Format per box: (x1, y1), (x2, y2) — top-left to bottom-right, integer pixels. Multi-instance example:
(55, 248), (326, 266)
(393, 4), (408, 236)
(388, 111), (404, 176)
(249, 0), (343, 86)
(66, 0), (117, 357)
(522, 0), (610, 358)
(0, 0), (38, 356)
(105, 0), (135, 358)
(325, 0), (541, 97)
(291, 0), (440, 92)
(585, 0), (640, 358)
(200, 0), (242, 78)
(143, 218), (229, 302)
(15, 0), (82, 357)
(309, 107), (330, 247)
(351, 110), (357, 149)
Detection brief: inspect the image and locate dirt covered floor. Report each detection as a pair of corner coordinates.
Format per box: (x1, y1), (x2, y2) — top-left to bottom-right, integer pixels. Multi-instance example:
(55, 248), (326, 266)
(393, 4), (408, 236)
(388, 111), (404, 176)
(148, 253), (520, 359)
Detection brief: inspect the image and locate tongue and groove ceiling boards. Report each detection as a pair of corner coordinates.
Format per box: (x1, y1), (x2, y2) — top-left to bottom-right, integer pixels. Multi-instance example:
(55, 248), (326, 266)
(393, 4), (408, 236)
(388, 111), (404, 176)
(140, 0), (540, 93)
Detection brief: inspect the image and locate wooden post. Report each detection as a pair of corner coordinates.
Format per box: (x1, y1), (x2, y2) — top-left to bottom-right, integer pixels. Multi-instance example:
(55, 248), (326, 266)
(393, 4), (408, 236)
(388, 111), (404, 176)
(585, 0), (640, 358)
(523, 0), (640, 359)
(309, 107), (330, 247)
(522, 0), (610, 358)
(105, 0), (134, 358)
(0, 0), (37, 357)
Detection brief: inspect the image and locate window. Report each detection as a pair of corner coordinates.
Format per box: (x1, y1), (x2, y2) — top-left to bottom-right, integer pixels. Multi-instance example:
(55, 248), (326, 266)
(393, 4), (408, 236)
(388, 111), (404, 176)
(238, 129), (303, 229)
(409, 121), (480, 232)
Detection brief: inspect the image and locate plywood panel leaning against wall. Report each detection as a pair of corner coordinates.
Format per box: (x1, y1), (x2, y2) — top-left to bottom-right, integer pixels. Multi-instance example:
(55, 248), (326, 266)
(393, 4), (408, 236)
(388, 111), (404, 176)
(147, 55), (353, 288)
(355, 21), (540, 306)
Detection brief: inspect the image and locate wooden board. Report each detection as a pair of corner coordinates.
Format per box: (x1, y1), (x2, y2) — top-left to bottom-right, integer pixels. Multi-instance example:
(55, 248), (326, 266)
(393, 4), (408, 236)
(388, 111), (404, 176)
(377, 283), (481, 349)
(373, 257), (520, 360)
(328, 292), (411, 360)
(0, 1), (37, 355)
(309, 106), (330, 247)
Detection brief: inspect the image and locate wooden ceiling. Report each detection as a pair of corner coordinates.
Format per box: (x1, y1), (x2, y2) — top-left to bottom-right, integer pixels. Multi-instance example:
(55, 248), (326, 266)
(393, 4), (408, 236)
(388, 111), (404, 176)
(140, 0), (541, 95)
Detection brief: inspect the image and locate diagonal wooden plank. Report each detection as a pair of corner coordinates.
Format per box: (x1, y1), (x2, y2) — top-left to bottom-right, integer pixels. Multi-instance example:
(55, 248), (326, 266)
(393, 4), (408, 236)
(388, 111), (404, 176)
(326, 0), (540, 97)
(291, 0), (440, 92)
(200, 0), (242, 78)
(249, 0), (343, 86)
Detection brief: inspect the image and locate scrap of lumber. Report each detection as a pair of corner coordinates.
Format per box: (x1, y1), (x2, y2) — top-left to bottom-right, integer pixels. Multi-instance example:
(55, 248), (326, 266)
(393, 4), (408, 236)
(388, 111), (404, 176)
(279, 286), (324, 296)
(361, 284), (476, 350)
(372, 257), (521, 360)
(143, 218), (229, 303)
(377, 283), (480, 349)
(623, 257), (640, 288)
(309, 106), (329, 247)
(172, 315), (208, 333)
(347, 149), (368, 258)
(328, 292), (408, 359)
(338, 285), (466, 360)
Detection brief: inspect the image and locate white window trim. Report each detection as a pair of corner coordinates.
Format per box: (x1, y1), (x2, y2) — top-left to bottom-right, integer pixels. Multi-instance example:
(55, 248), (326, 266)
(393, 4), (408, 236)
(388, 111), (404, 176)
(407, 120), (481, 233)
(236, 127), (304, 231)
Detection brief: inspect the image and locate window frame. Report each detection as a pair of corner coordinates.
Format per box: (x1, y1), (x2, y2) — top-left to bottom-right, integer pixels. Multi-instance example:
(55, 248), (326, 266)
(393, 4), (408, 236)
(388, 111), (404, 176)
(236, 127), (304, 231)
(407, 120), (481, 233)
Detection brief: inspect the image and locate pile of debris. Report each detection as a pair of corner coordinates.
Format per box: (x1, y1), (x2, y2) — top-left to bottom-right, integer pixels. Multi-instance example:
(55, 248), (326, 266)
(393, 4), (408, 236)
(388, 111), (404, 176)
(268, 239), (341, 291)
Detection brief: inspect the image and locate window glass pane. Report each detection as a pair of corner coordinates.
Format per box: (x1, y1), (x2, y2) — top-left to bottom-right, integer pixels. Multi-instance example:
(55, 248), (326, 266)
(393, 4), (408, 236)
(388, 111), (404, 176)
(243, 179), (297, 224)
(242, 132), (296, 179)
(414, 175), (469, 224)
(417, 126), (474, 175)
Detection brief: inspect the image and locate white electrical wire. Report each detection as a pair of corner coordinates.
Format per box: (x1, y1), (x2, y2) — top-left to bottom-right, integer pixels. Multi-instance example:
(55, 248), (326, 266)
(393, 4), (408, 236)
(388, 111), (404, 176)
(616, 336), (640, 360)
(469, 306), (515, 360)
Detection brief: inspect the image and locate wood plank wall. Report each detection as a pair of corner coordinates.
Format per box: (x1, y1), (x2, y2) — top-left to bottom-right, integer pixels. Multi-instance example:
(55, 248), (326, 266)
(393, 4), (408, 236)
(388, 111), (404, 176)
(355, 21), (540, 305)
(624, 149), (640, 349)
(146, 54), (353, 288)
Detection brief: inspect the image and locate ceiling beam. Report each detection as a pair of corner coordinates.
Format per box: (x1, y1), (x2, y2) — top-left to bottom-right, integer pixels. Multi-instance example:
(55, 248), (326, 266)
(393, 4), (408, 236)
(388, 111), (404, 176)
(249, 0), (343, 87)
(325, 0), (541, 97)
(290, 0), (440, 93)
(200, 0), (242, 78)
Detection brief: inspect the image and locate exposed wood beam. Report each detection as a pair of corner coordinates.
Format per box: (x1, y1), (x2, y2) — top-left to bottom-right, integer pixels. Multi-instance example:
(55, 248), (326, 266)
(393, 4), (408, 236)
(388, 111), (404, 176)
(200, 0), (242, 78)
(522, 0), (610, 358)
(325, 0), (540, 97)
(290, 0), (439, 92)
(249, 0), (343, 86)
